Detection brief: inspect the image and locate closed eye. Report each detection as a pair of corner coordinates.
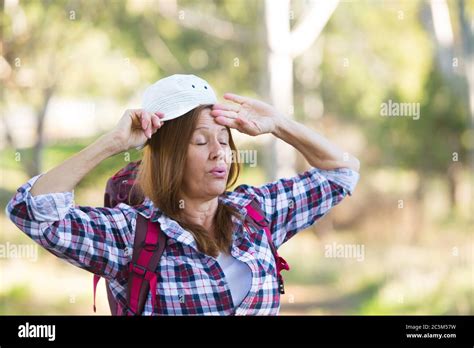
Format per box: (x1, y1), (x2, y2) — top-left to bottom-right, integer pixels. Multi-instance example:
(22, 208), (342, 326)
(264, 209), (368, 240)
(195, 141), (228, 146)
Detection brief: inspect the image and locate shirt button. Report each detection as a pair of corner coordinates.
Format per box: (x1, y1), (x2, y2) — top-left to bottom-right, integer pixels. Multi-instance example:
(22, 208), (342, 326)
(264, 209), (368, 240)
(218, 280), (225, 287)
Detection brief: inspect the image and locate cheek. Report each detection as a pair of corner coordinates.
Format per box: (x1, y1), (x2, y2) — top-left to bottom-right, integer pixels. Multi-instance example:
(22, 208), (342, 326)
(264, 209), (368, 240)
(185, 147), (207, 174)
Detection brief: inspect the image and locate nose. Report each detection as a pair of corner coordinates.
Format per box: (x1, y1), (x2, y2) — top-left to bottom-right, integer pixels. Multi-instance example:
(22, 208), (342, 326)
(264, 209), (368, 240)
(209, 139), (225, 161)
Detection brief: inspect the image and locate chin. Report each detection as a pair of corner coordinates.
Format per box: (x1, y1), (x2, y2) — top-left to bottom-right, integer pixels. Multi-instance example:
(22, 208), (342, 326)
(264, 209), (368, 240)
(208, 183), (227, 196)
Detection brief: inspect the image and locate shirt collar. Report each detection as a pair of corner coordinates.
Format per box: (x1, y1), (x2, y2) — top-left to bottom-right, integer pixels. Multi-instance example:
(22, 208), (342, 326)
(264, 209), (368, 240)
(133, 190), (255, 251)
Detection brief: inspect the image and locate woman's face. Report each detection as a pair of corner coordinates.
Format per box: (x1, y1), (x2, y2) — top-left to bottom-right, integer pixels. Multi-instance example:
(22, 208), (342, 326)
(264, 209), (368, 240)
(182, 108), (232, 200)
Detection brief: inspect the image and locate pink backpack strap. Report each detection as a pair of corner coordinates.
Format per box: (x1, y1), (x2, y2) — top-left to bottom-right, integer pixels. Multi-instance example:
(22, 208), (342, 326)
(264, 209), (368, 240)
(92, 214), (166, 315)
(245, 201), (290, 294)
(93, 274), (100, 313)
(93, 160), (152, 315)
(126, 214), (167, 315)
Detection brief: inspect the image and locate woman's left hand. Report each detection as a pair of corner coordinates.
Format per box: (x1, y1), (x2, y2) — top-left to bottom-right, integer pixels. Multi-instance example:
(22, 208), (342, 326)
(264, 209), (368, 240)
(210, 93), (284, 136)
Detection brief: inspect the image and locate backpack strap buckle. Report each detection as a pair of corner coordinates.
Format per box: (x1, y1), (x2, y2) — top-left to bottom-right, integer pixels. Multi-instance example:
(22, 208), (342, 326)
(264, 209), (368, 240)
(142, 240), (160, 252)
(129, 262), (147, 277)
(277, 275), (286, 294)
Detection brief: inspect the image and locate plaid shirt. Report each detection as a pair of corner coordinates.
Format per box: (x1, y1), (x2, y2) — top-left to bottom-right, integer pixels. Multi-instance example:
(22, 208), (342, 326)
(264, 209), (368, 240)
(6, 166), (359, 315)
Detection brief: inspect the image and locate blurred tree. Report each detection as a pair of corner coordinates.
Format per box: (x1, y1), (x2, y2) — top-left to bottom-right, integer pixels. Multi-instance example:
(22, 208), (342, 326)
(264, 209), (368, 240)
(1, 0), (151, 175)
(320, 0), (469, 217)
(424, 0), (473, 211)
(265, 0), (339, 180)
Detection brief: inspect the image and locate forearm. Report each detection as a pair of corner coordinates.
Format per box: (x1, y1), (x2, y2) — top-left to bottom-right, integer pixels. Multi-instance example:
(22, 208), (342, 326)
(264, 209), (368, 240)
(30, 132), (123, 196)
(271, 117), (360, 172)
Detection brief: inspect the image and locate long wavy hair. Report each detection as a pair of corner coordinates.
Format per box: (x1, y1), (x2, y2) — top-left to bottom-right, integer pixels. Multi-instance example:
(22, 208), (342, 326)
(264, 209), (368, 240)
(135, 105), (241, 257)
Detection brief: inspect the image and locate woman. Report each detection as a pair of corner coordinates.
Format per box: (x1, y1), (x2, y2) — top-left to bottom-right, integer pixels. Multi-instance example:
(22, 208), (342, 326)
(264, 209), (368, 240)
(6, 74), (360, 315)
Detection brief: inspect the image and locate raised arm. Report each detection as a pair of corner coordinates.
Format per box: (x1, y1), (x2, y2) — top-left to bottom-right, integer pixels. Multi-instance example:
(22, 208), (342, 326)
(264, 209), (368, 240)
(271, 117), (360, 172)
(30, 109), (164, 196)
(210, 93), (360, 172)
(6, 109), (164, 279)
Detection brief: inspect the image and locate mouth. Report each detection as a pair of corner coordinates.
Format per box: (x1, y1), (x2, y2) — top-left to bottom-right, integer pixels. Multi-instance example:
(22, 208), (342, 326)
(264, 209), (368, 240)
(209, 166), (227, 179)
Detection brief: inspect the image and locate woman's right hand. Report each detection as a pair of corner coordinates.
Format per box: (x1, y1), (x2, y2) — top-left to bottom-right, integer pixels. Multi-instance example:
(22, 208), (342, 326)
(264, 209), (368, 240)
(110, 109), (165, 152)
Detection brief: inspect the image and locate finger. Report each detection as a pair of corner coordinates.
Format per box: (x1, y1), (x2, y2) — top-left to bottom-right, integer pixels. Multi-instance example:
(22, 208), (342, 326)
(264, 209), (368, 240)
(141, 118), (149, 131)
(154, 111), (165, 119)
(214, 116), (241, 130)
(141, 111), (155, 138)
(212, 103), (240, 112)
(151, 114), (161, 128)
(223, 93), (249, 105)
(235, 117), (259, 136)
(139, 111), (149, 130)
(210, 109), (238, 119)
(151, 117), (163, 136)
(235, 117), (249, 126)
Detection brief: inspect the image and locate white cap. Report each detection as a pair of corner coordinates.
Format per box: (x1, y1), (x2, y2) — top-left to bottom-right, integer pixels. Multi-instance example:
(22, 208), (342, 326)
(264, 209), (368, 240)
(142, 74), (217, 122)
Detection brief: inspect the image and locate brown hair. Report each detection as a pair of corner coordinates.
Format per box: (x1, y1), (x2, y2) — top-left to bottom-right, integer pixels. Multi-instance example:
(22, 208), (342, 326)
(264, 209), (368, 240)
(136, 105), (241, 257)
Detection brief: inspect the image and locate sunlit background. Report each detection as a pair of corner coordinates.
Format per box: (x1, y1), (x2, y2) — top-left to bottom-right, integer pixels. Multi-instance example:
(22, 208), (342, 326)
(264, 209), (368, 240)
(1, 0), (473, 315)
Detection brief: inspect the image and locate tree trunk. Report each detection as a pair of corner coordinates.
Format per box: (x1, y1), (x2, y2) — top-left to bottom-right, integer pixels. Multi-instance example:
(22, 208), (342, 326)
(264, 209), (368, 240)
(447, 162), (462, 212)
(28, 87), (54, 177)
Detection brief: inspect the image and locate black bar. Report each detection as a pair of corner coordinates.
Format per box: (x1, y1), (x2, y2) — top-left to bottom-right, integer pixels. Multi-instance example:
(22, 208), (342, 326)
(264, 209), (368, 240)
(0, 315), (472, 346)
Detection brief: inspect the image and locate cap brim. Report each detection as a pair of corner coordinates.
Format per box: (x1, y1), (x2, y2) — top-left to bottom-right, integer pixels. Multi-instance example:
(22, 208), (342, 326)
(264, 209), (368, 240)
(143, 90), (216, 122)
